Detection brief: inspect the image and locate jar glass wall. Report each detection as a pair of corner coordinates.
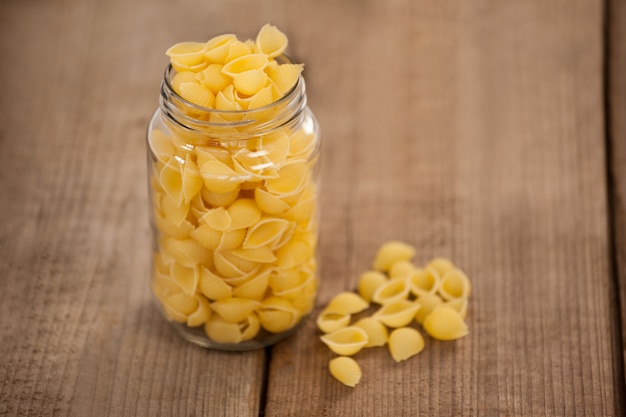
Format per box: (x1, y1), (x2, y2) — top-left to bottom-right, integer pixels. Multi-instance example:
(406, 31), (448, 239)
(147, 63), (320, 350)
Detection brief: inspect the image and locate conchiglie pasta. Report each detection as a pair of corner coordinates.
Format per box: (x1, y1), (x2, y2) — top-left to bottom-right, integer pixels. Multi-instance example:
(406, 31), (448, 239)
(317, 310), (351, 334)
(324, 292), (369, 315)
(373, 241), (416, 272)
(423, 306), (468, 341)
(328, 357), (362, 388)
(372, 300), (420, 328)
(354, 318), (388, 347)
(320, 326), (369, 356)
(438, 268), (471, 300)
(255, 23), (288, 58)
(357, 270), (388, 302)
(388, 327), (425, 362)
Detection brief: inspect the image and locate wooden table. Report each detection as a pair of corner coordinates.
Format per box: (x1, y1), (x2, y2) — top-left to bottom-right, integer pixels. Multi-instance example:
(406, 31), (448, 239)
(1, 0), (625, 415)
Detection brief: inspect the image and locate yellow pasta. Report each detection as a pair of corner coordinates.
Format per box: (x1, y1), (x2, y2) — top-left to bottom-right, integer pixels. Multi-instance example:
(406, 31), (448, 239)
(171, 71), (200, 96)
(414, 294), (444, 324)
(169, 261), (199, 296)
(159, 159), (184, 204)
(178, 82), (215, 108)
(181, 155), (203, 204)
(159, 193), (189, 226)
(324, 292), (369, 315)
(222, 53), (268, 76)
(210, 297), (261, 324)
(242, 217), (291, 249)
(196, 64), (232, 93)
(186, 294), (212, 327)
(328, 357), (362, 388)
(190, 223), (222, 250)
(438, 268), (471, 300)
(371, 277), (411, 305)
(164, 292), (199, 323)
(233, 69), (268, 96)
(372, 300), (420, 328)
(201, 187), (240, 207)
(231, 246), (277, 264)
(388, 327), (425, 363)
(423, 306), (468, 341)
(202, 206), (232, 231)
(159, 236), (213, 267)
(275, 238), (312, 269)
(149, 129), (176, 163)
(427, 257), (456, 279)
(439, 297), (468, 320)
(198, 266), (233, 301)
(268, 63), (304, 95)
(254, 187), (291, 215)
(224, 40), (253, 63)
(408, 267), (440, 298)
(288, 128), (317, 159)
(204, 34), (236, 64)
(214, 251), (259, 277)
(166, 41), (207, 71)
(246, 84), (275, 110)
(388, 260), (417, 279)
(260, 131), (290, 166)
(265, 161), (308, 196)
(357, 270), (388, 302)
(199, 159), (242, 193)
(232, 270), (270, 300)
(372, 241), (416, 272)
(204, 315), (244, 344)
(320, 326), (369, 356)
(227, 198), (262, 230)
(255, 23), (288, 58)
(316, 310), (351, 334)
(258, 296), (301, 333)
(354, 318), (388, 347)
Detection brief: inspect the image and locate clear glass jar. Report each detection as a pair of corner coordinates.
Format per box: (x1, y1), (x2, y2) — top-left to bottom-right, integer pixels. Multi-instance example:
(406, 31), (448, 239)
(147, 63), (320, 351)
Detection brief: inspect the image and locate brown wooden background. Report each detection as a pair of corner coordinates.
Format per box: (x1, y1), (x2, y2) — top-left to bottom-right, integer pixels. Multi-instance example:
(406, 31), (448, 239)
(1, 0), (625, 415)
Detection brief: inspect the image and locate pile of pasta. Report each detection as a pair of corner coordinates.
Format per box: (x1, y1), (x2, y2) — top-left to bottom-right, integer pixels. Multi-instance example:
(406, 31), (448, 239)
(317, 241), (471, 387)
(149, 25), (319, 345)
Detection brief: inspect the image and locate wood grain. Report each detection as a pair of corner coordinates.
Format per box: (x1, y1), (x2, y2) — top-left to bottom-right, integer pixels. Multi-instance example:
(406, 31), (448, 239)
(0, 0), (623, 416)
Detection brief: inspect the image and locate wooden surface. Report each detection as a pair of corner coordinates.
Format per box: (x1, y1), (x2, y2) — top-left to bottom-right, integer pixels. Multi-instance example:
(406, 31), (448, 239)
(0, 0), (624, 416)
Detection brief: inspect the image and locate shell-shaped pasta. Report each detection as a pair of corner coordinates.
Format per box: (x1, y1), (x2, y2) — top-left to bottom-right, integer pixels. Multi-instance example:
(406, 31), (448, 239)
(408, 267), (440, 298)
(272, 269), (315, 299)
(215, 87), (242, 112)
(438, 269), (471, 300)
(258, 296), (301, 333)
(414, 294), (444, 324)
(198, 266), (233, 301)
(372, 300), (420, 328)
(200, 159), (243, 193)
(242, 218), (291, 249)
(371, 278), (411, 305)
(202, 207), (232, 231)
(154, 212), (194, 239)
(178, 82), (215, 108)
(164, 292), (199, 323)
(224, 40), (253, 63)
(232, 270), (270, 300)
(187, 294), (212, 327)
(201, 187), (240, 207)
(373, 241), (416, 272)
(265, 161), (308, 196)
(260, 131), (290, 166)
(195, 145), (232, 168)
(171, 71), (199, 96)
(269, 268), (301, 293)
(231, 246), (277, 263)
(160, 236), (213, 267)
(214, 251), (259, 278)
(268, 63), (303, 95)
(275, 238), (313, 269)
(159, 193), (189, 226)
(427, 257), (456, 278)
(204, 315), (243, 344)
(423, 306), (468, 341)
(354, 318), (388, 347)
(328, 357), (361, 388)
(389, 260), (418, 279)
(204, 34), (236, 64)
(227, 198), (262, 230)
(190, 223), (222, 250)
(166, 41), (207, 68)
(233, 70), (268, 96)
(288, 129), (317, 159)
(439, 297), (468, 320)
(255, 23), (288, 58)
(284, 195), (315, 223)
(255, 187), (291, 215)
(210, 297), (261, 323)
(222, 53), (268, 76)
(170, 261), (199, 296)
(240, 312), (261, 341)
(232, 149), (277, 180)
(357, 270), (388, 302)
(159, 159), (183, 204)
(325, 292), (369, 315)
(181, 155), (203, 204)
(196, 64), (232, 93)
(316, 310), (351, 334)
(320, 326), (369, 356)
(149, 129), (176, 163)
(388, 327), (425, 363)
(246, 84), (275, 110)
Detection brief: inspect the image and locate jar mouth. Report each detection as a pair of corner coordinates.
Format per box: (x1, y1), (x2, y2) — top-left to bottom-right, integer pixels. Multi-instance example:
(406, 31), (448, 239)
(159, 56), (307, 136)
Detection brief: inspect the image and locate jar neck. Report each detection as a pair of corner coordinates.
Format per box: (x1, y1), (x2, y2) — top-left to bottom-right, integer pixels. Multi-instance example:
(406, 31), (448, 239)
(159, 64), (308, 142)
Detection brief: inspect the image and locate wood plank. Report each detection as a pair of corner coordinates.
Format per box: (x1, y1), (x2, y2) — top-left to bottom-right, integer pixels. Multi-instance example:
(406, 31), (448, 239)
(608, 0), (626, 399)
(0, 1), (271, 416)
(265, 0), (623, 415)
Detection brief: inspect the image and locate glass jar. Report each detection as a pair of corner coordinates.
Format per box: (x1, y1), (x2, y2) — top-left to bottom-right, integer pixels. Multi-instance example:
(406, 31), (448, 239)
(147, 63), (320, 350)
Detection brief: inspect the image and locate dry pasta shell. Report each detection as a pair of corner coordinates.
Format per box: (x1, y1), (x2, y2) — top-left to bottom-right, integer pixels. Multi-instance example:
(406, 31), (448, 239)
(255, 23), (288, 58)
(159, 159), (184, 204)
(275, 238), (313, 269)
(233, 69), (268, 96)
(178, 82), (215, 108)
(240, 312), (261, 341)
(222, 53), (268, 76)
(214, 251), (260, 278)
(427, 257), (456, 278)
(354, 318), (388, 347)
(187, 294), (212, 327)
(231, 246), (277, 264)
(328, 357), (362, 388)
(210, 297), (261, 324)
(265, 161), (308, 197)
(260, 131), (290, 166)
(182, 155), (203, 204)
(198, 266), (233, 301)
(166, 41), (207, 67)
(357, 270), (388, 302)
(204, 34), (236, 64)
(414, 294), (444, 324)
(164, 292), (199, 322)
(269, 268), (302, 293)
(371, 277), (411, 305)
(423, 306), (468, 341)
(246, 84), (275, 110)
(154, 210), (194, 239)
(169, 261), (199, 296)
(372, 300), (421, 328)
(320, 326), (369, 356)
(272, 269), (315, 299)
(196, 64), (232, 93)
(389, 260), (417, 279)
(388, 327), (425, 363)
(316, 310), (351, 334)
(232, 270), (270, 300)
(268, 63), (303, 95)
(149, 129), (176, 163)
(202, 206), (232, 231)
(227, 198), (262, 230)
(199, 159), (243, 193)
(159, 193), (189, 226)
(325, 292), (369, 315)
(438, 297), (468, 320)
(373, 241), (416, 272)
(190, 223), (222, 250)
(159, 236), (213, 267)
(438, 268), (471, 300)
(204, 315), (243, 344)
(195, 145), (232, 167)
(201, 187), (240, 207)
(255, 187), (291, 215)
(408, 267), (440, 298)
(288, 128), (317, 159)
(242, 217), (291, 249)
(258, 296), (301, 333)
(232, 149), (277, 180)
